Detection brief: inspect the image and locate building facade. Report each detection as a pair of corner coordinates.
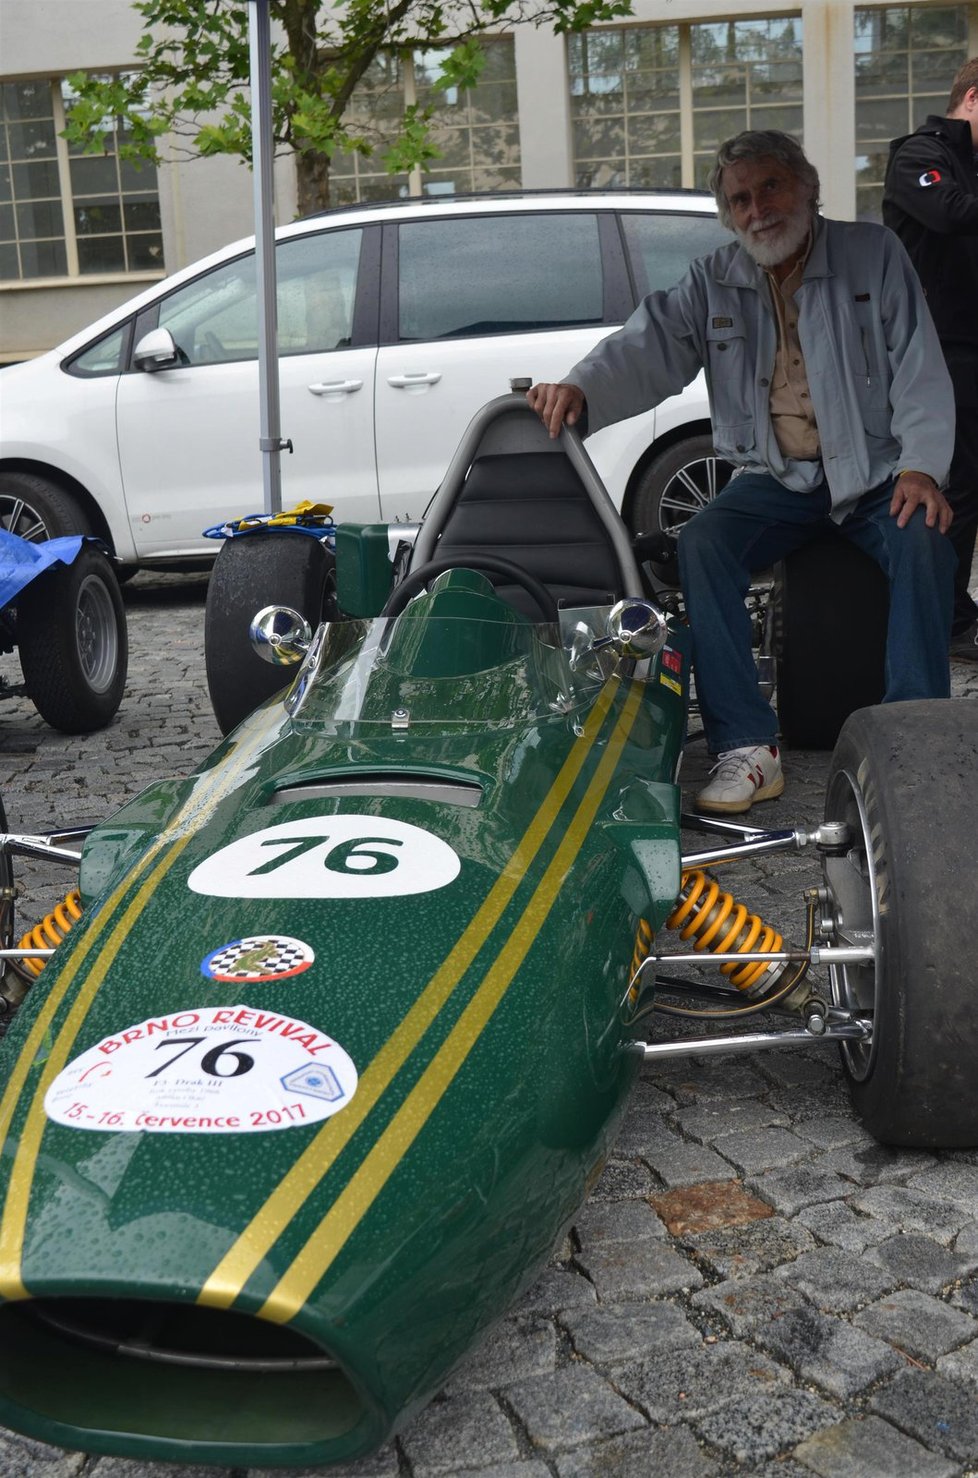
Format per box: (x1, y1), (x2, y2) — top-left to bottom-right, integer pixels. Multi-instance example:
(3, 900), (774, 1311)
(3, 0), (977, 360)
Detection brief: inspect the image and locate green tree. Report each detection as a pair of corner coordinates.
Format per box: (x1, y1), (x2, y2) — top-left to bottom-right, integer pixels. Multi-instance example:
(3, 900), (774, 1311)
(63, 0), (633, 216)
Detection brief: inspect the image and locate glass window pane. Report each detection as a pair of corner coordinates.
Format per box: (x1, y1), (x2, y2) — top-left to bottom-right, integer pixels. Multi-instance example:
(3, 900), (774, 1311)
(0, 242), (19, 278)
(0, 202), (14, 240)
(127, 233), (164, 271)
(17, 198), (64, 239)
(123, 197), (162, 232)
(70, 154), (120, 196)
(77, 235), (125, 273)
(69, 325), (128, 376)
(622, 211), (729, 295)
(12, 160), (60, 198)
(6, 118), (58, 161)
(19, 238), (67, 277)
(398, 214), (603, 341)
(2, 81), (54, 122)
(75, 201), (123, 236)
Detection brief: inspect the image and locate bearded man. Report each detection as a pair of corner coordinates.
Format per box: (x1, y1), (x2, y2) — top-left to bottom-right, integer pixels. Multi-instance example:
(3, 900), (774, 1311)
(529, 130), (956, 814)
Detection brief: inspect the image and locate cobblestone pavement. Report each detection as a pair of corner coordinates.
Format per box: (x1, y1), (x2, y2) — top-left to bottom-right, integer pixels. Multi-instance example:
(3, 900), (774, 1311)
(1, 571), (977, 1478)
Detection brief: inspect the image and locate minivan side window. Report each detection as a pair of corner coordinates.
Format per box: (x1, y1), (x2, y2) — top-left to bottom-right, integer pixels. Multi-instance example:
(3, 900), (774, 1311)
(154, 228), (363, 366)
(621, 212), (729, 298)
(397, 213), (604, 341)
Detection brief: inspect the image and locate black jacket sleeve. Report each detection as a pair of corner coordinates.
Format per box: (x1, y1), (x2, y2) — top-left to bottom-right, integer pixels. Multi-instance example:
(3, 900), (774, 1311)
(885, 134), (978, 236)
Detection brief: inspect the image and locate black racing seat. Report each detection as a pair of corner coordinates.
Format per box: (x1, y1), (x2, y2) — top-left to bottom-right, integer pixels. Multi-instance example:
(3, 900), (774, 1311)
(407, 393), (643, 619)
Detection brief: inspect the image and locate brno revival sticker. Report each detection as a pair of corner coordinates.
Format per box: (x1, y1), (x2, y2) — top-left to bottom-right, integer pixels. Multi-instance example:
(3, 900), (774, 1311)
(44, 1004), (358, 1134)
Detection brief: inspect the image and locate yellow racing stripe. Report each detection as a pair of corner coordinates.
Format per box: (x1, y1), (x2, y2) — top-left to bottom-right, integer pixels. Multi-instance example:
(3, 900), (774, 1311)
(256, 680), (643, 1322)
(0, 720), (271, 1299)
(198, 679), (623, 1310)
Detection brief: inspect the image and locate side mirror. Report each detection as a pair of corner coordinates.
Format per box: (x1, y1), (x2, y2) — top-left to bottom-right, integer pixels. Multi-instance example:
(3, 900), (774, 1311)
(606, 598), (669, 659)
(133, 328), (183, 372)
(250, 606), (312, 666)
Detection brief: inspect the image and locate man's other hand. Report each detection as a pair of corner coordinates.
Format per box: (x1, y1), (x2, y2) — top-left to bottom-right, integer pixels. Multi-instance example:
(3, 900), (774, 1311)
(526, 382), (585, 439)
(890, 471), (954, 534)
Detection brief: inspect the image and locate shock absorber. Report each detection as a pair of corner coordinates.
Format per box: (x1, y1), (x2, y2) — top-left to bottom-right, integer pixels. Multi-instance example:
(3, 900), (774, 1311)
(666, 868), (789, 994)
(17, 889), (83, 977)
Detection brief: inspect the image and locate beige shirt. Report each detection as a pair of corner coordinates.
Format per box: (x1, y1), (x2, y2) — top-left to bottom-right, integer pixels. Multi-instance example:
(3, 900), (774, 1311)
(766, 247), (820, 461)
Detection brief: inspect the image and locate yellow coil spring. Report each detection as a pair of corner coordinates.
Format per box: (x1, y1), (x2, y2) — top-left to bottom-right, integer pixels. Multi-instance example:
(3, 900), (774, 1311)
(666, 868), (783, 991)
(17, 888), (83, 976)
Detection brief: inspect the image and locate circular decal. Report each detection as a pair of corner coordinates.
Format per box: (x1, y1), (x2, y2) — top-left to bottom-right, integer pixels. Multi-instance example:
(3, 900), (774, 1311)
(201, 935), (315, 983)
(186, 815), (461, 899)
(44, 1005), (357, 1135)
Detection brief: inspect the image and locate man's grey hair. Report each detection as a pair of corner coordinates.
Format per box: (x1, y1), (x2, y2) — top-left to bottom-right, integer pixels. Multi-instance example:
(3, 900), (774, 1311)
(708, 130), (821, 230)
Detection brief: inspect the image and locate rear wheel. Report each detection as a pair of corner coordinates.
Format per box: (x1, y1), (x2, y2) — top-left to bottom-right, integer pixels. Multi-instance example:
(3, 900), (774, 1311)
(17, 544), (128, 733)
(0, 473), (93, 544)
(823, 700), (978, 1147)
(204, 532), (337, 734)
(774, 532), (887, 749)
(630, 435), (735, 542)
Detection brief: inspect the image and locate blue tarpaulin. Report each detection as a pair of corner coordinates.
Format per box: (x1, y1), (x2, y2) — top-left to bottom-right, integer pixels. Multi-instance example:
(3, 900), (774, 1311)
(0, 532), (85, 611)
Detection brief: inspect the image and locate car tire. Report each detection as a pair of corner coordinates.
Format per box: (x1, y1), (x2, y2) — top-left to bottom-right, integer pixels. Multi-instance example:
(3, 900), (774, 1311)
(630, 435), (736, 540)
(774, 532), (887, 750)
(16, 544), (128, 733)
(0, 472), (94, 544)
(823, 700), (978, 1147)
(204, 532), (337, 735)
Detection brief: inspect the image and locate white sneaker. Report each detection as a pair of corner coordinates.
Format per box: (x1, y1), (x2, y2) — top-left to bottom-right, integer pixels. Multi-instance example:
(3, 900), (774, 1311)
(695, 744), (784, 815)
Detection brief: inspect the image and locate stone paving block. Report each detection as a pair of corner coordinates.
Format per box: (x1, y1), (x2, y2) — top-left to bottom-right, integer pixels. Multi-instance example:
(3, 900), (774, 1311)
(88, 1465), (227, 1478)
(572, 1198), (667, 1247)
(850, 1186), (970, 1246)
(792, 1414), (959, 1478)
(669, 1098), (790, 1145)
(614, 1340), (790, 1424)
(576, 1236), (704, 1300)
(949, 1273), (978, 1317)
(588, 1158), (658, 1201)
(690, 1385), (837, 1465)
(500, 1365), (645, 1453)
(0, 1434), (85, 1477)
(869, 1367), (978, 1463)
(751, 1304), (902, 1399)
(937, 1337), (978, 1390)
(775, 1245), (896, 1313)
(686, 1214), (815, 1280)
(663, 1059), (771, 1105)
(865, 1233), (977, 1295)
(955, 1221), (978, 1259)
(755, 1053), (844, 1092)
(446, 1317), (557, 1393)
(651, 1178), (774, 1237)
(451, 1466), (553, 1478)
(691, 1271), (810, 1337)
(560, 1302), (700, 1368)
(794, 1199), (890, 1252)
(763, 1080), (856, 1123)
(745, 1163), (852, 1215)
(817, 1143), (937, 1187)
(399, 1391), (520, 1475)
(638, 1132), (735, 1188)
(552, 1422), (719, 1478)
(853, 1288), (978, 1362)
(908, 1161), (978, 1210)
(710, 1125), (814, 1177)
(514, 1267), (597, 1318)
(248, 1449), (400, 1478)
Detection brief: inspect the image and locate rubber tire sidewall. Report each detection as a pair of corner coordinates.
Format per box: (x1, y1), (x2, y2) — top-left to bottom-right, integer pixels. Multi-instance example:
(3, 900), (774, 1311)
(0, 472), (94, 543)
(16, 545), (128, 733)
(825, 699), (978, 1148)
(775, 531), (888, 749)
(204, 532), (335, 735)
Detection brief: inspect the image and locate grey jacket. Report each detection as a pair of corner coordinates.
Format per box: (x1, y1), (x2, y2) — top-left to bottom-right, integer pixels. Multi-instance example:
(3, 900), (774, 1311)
(570, 216), (954, 518)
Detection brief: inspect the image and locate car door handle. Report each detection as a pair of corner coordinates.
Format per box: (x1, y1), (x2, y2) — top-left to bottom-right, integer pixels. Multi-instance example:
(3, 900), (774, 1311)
(386, 372), (442, 390)
(308, 378), (363, 396)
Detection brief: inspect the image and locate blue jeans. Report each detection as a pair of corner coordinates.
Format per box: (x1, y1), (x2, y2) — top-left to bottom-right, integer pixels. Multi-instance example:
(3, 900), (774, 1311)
(676, 473), (955, 753)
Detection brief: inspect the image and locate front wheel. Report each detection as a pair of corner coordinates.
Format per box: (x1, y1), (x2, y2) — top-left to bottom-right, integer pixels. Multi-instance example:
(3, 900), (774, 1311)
(0, 473), (94, 544)
(823, 700), (978, 1147)
(16, 545), (128, 733)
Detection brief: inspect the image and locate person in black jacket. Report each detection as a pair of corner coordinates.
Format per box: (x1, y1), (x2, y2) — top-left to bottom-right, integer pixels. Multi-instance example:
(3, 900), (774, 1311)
(884, 57), (978, 661)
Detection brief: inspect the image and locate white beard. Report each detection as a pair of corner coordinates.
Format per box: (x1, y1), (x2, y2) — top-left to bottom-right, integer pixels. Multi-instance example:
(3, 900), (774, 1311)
(736, 203), (811, 268)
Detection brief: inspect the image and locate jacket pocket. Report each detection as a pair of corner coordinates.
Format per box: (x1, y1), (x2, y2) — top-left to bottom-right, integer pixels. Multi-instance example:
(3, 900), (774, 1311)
(711, 418), (756, 461)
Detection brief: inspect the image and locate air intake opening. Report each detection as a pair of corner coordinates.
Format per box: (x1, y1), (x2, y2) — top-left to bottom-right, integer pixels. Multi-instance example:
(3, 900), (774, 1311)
(0, 1299), (370, 1457)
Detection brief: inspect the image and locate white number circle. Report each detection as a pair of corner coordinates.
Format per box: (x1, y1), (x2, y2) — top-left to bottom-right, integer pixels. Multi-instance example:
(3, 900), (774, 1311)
(186, 815), (461, 899)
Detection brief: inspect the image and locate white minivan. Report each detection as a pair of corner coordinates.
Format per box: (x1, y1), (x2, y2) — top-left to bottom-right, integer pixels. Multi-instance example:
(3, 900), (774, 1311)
(0, 191), (730, 569)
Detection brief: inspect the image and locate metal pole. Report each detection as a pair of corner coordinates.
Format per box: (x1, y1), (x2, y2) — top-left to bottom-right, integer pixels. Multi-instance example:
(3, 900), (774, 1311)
(249, 0), (283, 513)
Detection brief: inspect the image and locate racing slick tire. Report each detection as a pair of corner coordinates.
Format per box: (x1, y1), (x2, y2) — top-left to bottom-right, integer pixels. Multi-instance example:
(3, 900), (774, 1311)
(16, 544), (128, 733)
(0, 472), (94, 545)
(205, 531), (337, 735)
(774, 532), (887, 749)
(823, 700), (978, 1148)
